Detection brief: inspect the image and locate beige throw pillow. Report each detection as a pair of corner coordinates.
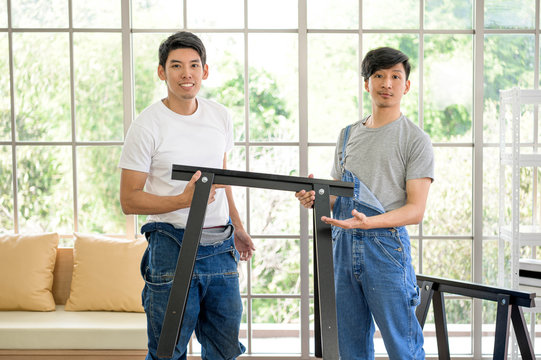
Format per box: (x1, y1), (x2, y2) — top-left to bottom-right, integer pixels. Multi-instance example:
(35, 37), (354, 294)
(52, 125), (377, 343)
(0, 233), (59, 311)
(65, 233), (147, 312)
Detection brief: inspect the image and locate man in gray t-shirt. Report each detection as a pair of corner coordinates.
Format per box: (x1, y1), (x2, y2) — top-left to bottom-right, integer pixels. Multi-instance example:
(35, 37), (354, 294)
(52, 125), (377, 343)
(297, 47), (433, 359)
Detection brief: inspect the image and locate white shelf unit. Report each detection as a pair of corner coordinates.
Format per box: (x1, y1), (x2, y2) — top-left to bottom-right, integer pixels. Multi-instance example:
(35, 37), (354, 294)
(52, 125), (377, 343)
(498, 88), (541, 358)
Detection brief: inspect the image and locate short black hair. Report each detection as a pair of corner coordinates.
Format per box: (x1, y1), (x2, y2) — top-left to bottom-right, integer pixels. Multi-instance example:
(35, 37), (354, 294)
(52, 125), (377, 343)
(158, 31), (207, 68)
(361, 47), (411, 81)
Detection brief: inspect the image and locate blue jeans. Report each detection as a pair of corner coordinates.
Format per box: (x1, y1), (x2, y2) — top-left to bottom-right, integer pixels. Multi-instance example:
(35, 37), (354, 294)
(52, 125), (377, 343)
(140, 222), (245, 360)
(332, 169), (425, 360)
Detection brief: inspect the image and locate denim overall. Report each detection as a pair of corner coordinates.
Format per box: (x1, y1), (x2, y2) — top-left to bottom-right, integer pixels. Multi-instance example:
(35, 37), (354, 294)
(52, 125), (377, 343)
(140, 222), (245, 360)
(332, 125), (425, 360)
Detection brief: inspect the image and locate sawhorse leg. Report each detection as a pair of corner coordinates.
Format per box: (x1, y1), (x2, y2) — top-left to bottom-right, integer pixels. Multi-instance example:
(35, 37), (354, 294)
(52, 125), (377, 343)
(511, 304), (535, 360)
(312, 184), (339, 359)
(415, 281), (450, 360)
(157, 172), (214, 358)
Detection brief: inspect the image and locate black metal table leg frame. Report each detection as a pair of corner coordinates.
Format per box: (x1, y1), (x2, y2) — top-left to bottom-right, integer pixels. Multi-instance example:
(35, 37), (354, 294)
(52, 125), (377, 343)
(312, 211), (322, 358)
(432, 290), (450, 360)
(416, 281), (435, 328)
(493, 294), (512, 360)
(157, 172), (214, 358)
(510, 304), (535, 360)
(312, 184), (339, 360)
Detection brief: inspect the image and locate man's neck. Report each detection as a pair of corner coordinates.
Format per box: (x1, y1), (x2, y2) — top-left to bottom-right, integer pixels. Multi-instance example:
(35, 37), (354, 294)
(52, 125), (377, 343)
(163, 97), (198, 116)
(367, 106), (402, 128)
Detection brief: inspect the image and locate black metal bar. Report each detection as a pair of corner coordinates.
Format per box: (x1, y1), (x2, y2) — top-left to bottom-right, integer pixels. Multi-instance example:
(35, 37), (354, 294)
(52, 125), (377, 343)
(416, 281), (435, 328)
(312, 210), (322, 358)
(312, 184), (339, 360)
(172, 164), (354, 197)
(432, 290), (450, 360)
(157, 172), (214, 358)
(493, 294), (511, 359)
(510, 304), (535, 360)
(416, 275), (535, 308)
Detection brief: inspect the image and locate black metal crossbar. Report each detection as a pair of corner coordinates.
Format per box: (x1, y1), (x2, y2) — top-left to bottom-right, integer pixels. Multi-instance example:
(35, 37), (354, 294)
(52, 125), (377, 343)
(416, 274), (536, 360)
(156, 164), (354, 359)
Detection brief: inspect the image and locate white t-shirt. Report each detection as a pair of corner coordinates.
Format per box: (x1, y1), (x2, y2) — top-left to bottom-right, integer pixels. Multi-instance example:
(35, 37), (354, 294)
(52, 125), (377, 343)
(118, 97), (234, 228)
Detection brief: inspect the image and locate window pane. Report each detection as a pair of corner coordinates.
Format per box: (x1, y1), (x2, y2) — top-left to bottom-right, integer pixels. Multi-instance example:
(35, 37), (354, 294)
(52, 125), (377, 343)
(362, 34), (419, 125)
(424, 34), (473, 142)
(422, 239), (472, 281)
(483, 147), (499, 237)
(307, 0), (358, 29)
(363, 0), (419, 29)
(17, 146), (73, 233)
(485, 0), (535, 29)
(483, 239), (498, 286)
(133, 33), (168, 115)
(248, 34), (298, 141)
(0, 145), (13, 232)
(308, 34), (358, 142)
(484, 35), (535, 143)
(424, 147), (472, 236)
(252, 238), (300, 294)
(198, 33), (245, 141)
(249, 146), (299, 236)
(0, 0), (6, 27)
(77, 146), (123, 234)
(0, 33), (9, 141)
(73, 0), (120, 28)
(423, 298), (473, 356)
(187, 0), (243, 29)
(308, 146), (335, 180)
(424, 0), (473, 29)
(249, 146), (299, 175)
(248, 0), (297, 29)
(13, 33), (71, 141)
(74, 33), (123, 141)
(251, 298), (301, 354)
(132, 0), (183, 29)
(11, 0), (68, 28)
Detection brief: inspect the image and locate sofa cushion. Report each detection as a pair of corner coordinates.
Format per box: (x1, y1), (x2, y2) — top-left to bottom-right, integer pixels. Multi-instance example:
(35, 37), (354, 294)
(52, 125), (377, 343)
(0, 233), (59, 311)
(0, 305), (147, 349)
(65, 233), (147, 312)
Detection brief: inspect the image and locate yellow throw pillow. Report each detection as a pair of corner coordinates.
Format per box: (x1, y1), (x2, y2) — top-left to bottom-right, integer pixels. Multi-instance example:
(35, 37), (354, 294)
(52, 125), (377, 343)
(65, 233), (147, 312)
(0, 233), (59, 311)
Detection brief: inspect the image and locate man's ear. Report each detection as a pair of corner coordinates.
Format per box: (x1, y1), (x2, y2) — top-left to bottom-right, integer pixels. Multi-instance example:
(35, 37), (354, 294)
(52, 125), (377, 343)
(404, 79), (411, 95)
(364, 79), (370, 92)
(158, 64), (166, 81)
(202, 63), (209, 80)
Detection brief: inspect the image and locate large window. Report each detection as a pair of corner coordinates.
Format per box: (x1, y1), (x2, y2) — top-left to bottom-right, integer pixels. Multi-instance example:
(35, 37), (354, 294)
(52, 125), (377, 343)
(1, 0), (541, 358)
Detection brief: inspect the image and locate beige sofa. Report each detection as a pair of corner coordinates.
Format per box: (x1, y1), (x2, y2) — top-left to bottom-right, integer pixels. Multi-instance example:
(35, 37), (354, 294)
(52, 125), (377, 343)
(0, 247), (147, 359)
(0, 234), (147, 360)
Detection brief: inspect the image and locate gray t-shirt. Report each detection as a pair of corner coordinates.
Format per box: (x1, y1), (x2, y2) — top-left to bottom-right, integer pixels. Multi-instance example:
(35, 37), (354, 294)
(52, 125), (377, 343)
(331, 114), (434, 212)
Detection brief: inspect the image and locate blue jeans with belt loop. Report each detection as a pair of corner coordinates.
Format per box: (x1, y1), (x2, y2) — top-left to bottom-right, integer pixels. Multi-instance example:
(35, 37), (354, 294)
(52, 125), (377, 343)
(332, 169), (425, 360)
(140, 222), (245, 360)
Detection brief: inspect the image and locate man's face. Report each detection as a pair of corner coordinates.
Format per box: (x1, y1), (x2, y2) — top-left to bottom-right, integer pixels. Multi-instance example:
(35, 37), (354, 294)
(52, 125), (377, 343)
(364, 63), (410, 109)
(158, 48), (208, 102)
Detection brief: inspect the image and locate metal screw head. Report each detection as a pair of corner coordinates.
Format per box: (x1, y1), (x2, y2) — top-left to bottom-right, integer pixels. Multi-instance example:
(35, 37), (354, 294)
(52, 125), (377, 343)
(425, 285), (430, 291)
(501, 299), (506, 305)
(318, 188), (325, 195)
(201, 176), (208, 183)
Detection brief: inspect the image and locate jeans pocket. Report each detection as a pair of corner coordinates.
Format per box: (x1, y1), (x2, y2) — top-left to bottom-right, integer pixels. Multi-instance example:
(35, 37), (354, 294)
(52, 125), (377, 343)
(144, 229), (181, 288)
(372, 233), (405, 270)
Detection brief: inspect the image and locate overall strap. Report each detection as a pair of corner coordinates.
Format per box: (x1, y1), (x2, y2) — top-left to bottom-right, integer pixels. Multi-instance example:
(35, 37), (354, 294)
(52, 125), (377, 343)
(340, 125), (352, 170)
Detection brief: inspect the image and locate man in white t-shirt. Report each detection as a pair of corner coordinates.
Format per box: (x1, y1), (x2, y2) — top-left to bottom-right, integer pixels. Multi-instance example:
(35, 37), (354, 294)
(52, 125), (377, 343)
(119, 31), (254, 360)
